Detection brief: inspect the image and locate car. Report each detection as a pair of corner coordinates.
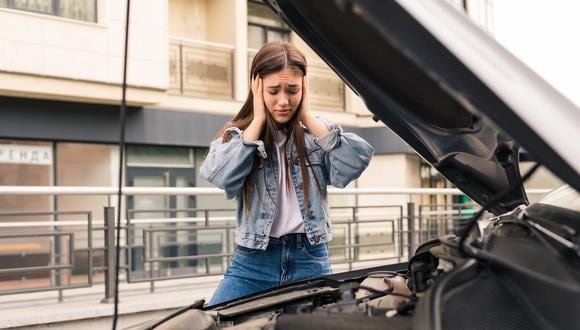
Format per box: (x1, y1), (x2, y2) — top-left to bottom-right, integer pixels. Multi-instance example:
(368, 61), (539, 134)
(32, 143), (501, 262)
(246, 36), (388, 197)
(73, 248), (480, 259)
(125, 0), (580, 329)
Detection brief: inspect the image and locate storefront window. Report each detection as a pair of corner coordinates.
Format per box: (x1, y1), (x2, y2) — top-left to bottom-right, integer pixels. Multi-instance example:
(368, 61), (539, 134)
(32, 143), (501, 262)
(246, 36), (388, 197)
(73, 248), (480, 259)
(0, 140), (53, 288)
(0, 140), (53, 216)
(56, 142), (114, 222)
(52, 142), (114, 283)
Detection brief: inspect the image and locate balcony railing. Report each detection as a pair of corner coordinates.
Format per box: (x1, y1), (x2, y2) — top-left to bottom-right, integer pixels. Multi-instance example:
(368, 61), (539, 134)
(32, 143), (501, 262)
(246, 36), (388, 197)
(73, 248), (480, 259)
(169, 38), (234, 99)
(0, 186), (550, 302)
(167, 41), (345, 107)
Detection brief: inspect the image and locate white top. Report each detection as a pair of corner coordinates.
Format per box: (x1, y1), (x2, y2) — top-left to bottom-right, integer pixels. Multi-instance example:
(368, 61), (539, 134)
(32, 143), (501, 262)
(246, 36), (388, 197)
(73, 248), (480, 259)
(269, 131), (306, 238)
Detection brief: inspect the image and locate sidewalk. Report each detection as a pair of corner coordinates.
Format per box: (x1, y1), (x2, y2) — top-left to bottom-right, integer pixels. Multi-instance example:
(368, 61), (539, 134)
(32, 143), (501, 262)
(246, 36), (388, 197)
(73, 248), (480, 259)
(0, 275), (223, 329)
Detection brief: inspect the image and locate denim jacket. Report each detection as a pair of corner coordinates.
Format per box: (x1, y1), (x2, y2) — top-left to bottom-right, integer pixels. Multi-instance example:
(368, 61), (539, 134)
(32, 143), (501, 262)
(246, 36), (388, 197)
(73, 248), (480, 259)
(200, 118), (374, 250)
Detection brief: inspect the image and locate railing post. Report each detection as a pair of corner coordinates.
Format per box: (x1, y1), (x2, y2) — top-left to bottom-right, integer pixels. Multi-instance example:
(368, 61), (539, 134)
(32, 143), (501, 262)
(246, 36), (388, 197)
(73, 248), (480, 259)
(407, 202), (415, 259)
(204, 210), (210, 274)
(101, 206), (116, 304)
(418, 205), (423, 243)
(349, 207), (355, 271)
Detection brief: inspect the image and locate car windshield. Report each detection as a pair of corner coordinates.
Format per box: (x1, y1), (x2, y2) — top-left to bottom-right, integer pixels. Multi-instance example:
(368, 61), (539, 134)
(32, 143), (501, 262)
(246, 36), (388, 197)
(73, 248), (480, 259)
(533, 185), (580, 212)
(526, 185), (580, 230)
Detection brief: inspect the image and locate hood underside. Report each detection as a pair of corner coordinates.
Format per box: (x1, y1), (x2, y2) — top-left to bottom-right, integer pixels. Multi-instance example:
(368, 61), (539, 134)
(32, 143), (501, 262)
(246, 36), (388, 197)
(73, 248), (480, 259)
(265, 0), (580, 214)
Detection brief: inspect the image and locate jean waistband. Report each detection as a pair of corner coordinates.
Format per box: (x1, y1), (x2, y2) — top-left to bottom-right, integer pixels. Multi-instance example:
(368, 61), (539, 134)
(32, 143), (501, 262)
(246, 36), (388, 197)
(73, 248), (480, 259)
(268, 233), (306, 243)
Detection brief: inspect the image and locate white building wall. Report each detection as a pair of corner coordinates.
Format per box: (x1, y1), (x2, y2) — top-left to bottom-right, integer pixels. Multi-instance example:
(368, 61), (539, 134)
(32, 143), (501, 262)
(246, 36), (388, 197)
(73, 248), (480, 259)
(0, 0), (168, 90)
(233, 0), (249, 101)
(168, 0), (207, 40)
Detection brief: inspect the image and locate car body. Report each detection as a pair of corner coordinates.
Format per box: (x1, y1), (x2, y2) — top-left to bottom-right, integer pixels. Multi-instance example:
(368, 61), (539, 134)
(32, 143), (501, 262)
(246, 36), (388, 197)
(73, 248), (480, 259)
(126, 1), (580, 329)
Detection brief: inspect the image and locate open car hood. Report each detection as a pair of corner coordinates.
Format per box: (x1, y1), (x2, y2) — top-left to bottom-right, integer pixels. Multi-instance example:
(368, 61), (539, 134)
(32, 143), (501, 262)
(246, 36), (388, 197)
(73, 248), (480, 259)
(265, 0), (580, 214)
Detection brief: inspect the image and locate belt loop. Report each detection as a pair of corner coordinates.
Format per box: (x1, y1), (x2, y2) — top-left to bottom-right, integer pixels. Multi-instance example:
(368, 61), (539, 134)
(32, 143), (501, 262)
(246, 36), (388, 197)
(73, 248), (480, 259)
(296, 233), (302, 248)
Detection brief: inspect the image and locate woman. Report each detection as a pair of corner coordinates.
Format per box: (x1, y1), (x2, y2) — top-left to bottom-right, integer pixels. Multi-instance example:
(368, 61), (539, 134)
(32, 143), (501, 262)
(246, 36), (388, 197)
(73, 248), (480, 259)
(200, 42), (374, 305)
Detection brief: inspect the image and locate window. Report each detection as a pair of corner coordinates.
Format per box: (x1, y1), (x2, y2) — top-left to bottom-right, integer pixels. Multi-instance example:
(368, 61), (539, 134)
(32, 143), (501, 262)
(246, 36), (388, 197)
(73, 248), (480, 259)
(127, 145), (192, 168)
(56, 142), (114, 222)
(0, 140), (53, 217)
(0, 0), (97, 23)
(247, 0), (291, 49)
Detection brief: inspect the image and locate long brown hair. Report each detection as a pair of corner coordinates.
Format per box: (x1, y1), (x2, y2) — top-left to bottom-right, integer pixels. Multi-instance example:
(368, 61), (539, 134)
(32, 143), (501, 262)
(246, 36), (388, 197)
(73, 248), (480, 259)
(216, 42), (319, 210)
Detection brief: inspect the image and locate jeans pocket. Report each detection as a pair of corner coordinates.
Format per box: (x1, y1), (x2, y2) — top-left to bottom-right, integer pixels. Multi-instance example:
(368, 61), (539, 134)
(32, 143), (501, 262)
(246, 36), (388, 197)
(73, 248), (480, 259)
(302, 242), (329, 260)
(236, 245), (261, 256)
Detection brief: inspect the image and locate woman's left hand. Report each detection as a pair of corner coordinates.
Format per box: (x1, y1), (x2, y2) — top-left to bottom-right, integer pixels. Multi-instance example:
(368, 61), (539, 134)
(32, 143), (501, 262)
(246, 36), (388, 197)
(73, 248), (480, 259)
(299, 75), (313, 123)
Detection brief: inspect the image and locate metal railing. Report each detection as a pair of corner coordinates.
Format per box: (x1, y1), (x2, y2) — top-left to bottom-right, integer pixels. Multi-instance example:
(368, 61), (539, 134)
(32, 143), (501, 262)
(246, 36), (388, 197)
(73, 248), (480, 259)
(0, 210), (94, 302)
(0, 186), (550, 302)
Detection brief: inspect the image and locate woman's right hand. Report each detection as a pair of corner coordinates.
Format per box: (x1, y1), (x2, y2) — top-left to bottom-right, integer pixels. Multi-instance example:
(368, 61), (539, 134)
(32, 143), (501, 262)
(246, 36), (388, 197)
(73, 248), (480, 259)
(243, 75), (266, 141)
(251, 75), (266, 124)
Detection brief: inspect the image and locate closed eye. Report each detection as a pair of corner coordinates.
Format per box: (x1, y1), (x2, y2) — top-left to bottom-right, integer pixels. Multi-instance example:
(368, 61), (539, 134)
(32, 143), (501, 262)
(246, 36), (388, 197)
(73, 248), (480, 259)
(266, 88), (299, 95)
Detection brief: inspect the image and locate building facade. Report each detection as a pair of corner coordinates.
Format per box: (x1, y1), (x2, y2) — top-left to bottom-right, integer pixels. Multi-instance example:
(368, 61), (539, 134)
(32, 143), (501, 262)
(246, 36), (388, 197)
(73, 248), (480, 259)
(0, 0), (437, 218)
(1, 0), (528, 281)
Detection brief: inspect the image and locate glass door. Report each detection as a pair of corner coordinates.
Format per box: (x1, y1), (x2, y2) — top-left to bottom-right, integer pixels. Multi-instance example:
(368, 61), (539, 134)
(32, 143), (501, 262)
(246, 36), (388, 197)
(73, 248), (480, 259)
(126, 166), (195, 279)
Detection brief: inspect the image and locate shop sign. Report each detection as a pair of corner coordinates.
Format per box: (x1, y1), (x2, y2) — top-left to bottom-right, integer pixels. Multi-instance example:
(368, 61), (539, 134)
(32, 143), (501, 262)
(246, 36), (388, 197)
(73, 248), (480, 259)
(0, 145), (52, 165)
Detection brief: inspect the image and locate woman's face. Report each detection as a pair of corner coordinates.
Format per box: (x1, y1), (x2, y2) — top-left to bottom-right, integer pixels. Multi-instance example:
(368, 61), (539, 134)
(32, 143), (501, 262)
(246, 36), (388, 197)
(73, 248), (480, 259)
(261, 68), (303, 124)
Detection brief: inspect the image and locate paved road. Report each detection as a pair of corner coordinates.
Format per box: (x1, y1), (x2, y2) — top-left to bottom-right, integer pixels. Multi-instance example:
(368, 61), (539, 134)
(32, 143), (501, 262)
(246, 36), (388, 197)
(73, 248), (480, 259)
(0, 275), (222, 329)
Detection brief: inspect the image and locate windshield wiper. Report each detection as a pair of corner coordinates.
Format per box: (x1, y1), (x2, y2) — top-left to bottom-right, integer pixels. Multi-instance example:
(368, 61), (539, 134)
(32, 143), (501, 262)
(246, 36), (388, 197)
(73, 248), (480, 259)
(496, 210), (580, 279)
(523, 214), (580, 259)
(463, 210), (580, 285)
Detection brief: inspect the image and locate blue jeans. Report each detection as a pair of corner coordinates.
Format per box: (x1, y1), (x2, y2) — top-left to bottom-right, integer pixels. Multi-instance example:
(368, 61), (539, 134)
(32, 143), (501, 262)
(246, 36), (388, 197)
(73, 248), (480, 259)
(208, 233), (332, 306)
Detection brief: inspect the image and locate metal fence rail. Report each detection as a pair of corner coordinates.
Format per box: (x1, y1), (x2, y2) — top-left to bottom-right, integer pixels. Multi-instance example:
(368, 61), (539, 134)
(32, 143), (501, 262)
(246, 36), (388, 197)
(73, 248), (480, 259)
(0, 210), (94, 301)
(0, 186), (550, 302)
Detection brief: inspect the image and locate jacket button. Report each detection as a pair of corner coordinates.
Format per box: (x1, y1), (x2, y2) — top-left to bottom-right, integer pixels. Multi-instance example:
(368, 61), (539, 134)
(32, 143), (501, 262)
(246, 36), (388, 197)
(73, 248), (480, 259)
(293, 158), (299, 165)
(306, 210), (313, 219)
(314, 235), (320, 243)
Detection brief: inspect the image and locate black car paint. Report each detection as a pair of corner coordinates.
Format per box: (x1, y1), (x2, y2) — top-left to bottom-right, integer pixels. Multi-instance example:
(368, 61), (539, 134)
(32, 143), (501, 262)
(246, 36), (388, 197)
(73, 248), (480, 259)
(264, 0), (580, 214)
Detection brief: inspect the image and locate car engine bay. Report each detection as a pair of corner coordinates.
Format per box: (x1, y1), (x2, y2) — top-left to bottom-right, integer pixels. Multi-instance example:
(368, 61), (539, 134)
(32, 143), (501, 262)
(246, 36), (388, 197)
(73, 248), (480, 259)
(128, 201), (580, 330)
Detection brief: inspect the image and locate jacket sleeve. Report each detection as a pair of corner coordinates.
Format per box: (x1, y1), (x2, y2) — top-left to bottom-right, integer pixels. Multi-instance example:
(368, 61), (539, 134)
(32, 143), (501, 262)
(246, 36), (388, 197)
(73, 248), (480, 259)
(200, 127), (267, 199)
(313, 117), (374, 188)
